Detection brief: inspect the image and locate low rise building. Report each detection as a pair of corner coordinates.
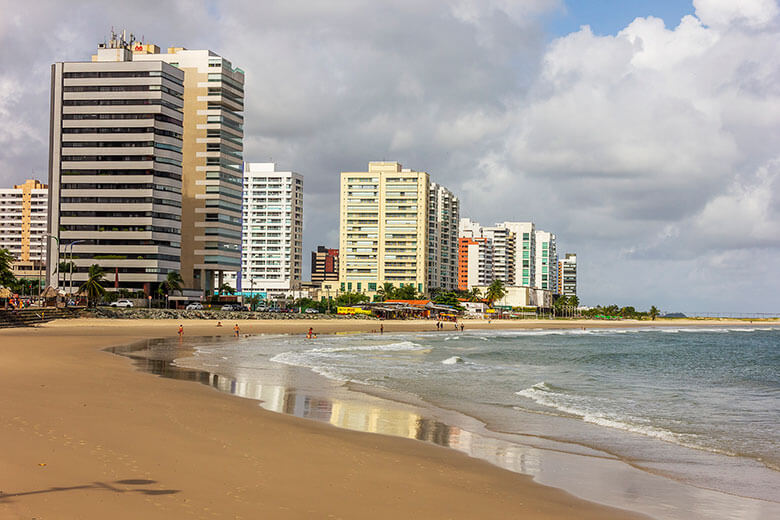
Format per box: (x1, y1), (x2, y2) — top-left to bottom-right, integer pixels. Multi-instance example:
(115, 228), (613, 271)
(311, 246), (339, 284)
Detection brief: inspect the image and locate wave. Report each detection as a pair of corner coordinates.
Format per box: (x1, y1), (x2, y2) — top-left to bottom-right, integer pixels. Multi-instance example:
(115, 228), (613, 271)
(442, 356), (465, 365)
(515, 382), (705, 448)
(306, 340), (426, 354)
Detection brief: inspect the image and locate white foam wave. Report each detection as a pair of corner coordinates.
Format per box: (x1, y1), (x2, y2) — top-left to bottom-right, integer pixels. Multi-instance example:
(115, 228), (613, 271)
(307, 341), (425, 354)
(442, 356), (465, 365)
(516, 382), (695, 446)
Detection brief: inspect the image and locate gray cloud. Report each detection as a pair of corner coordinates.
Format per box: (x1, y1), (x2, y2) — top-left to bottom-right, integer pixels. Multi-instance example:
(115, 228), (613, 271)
(0, 0), (778, 312)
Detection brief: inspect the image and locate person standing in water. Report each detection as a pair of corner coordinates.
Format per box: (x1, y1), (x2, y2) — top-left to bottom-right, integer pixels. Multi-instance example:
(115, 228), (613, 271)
(234, 323), (240, 337)
(178, 324), (183, 337)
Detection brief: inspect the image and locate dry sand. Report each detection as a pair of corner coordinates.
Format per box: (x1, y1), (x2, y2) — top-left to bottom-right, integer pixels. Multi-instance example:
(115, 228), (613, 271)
(3, 316), (762, 519)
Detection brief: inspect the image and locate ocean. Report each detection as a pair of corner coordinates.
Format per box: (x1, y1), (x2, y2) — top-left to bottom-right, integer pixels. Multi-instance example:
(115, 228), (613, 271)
(130, 326), (780, 519)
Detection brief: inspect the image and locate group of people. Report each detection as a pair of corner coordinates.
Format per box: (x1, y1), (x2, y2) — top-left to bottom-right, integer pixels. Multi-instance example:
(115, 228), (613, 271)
(436, 320), (464, 332)
(177, 322), (241, 337)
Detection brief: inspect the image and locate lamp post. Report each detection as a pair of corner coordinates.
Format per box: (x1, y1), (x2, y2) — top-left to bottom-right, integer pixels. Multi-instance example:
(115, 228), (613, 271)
(38, 233), (59, 306)
(66, 240), (86, 299)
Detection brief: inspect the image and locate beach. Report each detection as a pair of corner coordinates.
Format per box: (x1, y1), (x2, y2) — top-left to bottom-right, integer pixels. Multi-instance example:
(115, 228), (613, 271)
(1, 317), (774, 519)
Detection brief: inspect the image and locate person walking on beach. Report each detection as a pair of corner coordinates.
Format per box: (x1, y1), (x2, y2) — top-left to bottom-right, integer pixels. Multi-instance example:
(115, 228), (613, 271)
(380, 323), (384, 334)
(178, 324), (183, 337)
(460, 323), (464, 332)
(234, 323), (240, 337)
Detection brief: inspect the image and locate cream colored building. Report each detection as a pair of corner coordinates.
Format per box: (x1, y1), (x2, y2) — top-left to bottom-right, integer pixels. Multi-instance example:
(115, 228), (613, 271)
(0, 179), (48, 278)
(133, 42), (245, 294)
(339, 162), (429, 296)
(473, 284), (552, 308)
(428, 183), (459, 291)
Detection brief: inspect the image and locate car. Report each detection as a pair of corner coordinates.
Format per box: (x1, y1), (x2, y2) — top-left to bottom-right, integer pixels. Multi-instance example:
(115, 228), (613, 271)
(304, 308), (320, 314)
(110, 299), (134, 308)
(186, 302), (204, 310)
(221, 304), (248, 311)
(267, 307), (283, 313)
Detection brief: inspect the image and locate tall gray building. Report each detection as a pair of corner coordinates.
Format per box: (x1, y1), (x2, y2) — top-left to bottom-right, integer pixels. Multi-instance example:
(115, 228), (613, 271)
(428, 182), (460, 292)
(47, 34), (184, 293)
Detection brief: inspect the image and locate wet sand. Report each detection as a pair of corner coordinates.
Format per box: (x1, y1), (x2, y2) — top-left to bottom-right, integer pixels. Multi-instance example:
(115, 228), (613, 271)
(3, 317), (767, 519)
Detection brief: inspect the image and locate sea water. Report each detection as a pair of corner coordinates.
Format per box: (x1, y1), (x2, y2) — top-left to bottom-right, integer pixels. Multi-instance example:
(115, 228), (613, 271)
(166, 326), (780, 519)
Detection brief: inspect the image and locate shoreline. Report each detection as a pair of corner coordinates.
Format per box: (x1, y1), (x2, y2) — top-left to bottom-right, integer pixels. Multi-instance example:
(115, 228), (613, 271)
(128, 323), (780, 520)
(2, 318), (777, 519)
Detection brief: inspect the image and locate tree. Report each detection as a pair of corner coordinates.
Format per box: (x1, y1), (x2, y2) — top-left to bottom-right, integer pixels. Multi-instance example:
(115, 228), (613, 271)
(468, 287), (482, 302)
(59, 261), (76, 287)
(568, 295), (580, 308)
(649, 305), (660, 321)
(218, 283), (235, 295)
(432, 291), (464, 311)
(164, 270), (184, 296)
(0, 248), (15, 288)
(485, 279), (506, 305)
(376, 282), (395, 302)
(395, 284), (418, 300)
(335, 291), (369, 306)
(79, 264), (106, 307)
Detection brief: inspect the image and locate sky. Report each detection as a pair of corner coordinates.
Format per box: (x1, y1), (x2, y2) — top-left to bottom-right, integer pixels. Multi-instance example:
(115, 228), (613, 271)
(1, 0), (779, 314)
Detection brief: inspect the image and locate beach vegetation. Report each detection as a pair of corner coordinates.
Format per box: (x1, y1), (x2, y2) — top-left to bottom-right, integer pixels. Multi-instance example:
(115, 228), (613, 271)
(0, 248), (15, 288)
(336, 291), (369, 306)
(650, 306), (660, 320)
(163, 271), (184, 296)
(218, 283), (235, 295)
(467, 287), (483, 302)
(79, 264), (106, 307)
(376, 282), (396, 301)
(485, 279), (506, 305)
(395, 284), (420, 300)
(432, 291), (464, 311)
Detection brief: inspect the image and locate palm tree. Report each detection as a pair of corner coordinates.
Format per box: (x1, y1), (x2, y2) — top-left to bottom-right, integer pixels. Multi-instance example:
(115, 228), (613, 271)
(218, 283), (235, 295)
(649, 305), (660, 321)
(0, 248), (15, 288)
(568, 295), (580, 307)
(485, 279), (506, 305)
(468, 287), (482, 302)
(163, 271), (183, 295)
(376, 282), (395, 302)
(59, 261), (76, 288)
(79, 264), (106, 307)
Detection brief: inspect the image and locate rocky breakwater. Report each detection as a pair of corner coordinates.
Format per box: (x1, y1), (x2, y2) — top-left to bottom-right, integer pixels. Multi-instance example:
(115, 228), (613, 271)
(88, 307), (377, 321)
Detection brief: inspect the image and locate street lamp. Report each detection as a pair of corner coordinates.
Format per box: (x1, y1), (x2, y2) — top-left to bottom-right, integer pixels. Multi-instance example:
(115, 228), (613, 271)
(66, 240), (86, 298)
(38, 233), (59, 306)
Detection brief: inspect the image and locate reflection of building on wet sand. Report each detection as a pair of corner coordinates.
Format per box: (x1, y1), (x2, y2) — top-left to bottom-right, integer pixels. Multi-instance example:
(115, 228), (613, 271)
(205, 371), (542, 477)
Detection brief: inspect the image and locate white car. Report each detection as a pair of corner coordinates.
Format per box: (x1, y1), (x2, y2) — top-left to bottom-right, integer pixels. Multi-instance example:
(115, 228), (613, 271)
(186, 302), (204, 310)
(110, 299), (134, 308)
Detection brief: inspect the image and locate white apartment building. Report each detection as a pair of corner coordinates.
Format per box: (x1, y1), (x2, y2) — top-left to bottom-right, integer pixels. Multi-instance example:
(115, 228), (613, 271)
(0, 179), (48, 278)
(498, 221), (535, 288)
(458, 218), (516, 286)
(457, 236), (493, 291)
(428, 182), (459, 292)
(226, 163), (303, 299)
(47, 35), (184, 292)
(534, 230), (557, 292)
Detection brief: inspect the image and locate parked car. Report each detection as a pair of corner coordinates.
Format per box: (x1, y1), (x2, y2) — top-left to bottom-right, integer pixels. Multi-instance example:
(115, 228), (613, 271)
(185, 302), (204, 310)
(110, 299), (134, 308)
(221, 304), (248, 311)
(304, 308), (320, 314)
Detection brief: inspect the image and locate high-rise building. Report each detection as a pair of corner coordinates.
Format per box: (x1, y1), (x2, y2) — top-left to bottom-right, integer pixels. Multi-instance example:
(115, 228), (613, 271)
(0, 179), (48, 278)
(498, 221), (535, 287)
(428, 183), (459, 292)
(230, 162), (303, 298)
(458, 218), (516, 286)
(339, 162), (430, 295)
(534, 230), (557, 292)
(311, 246), (339, 284)
(558, 253), (577, 296)
(46, 34), (184, 292)
(457, 237), (493, 291)
(133, 43), (245, 294)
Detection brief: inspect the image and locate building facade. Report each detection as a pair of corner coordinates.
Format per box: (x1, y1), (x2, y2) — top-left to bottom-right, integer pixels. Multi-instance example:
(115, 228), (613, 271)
(230, 162), (303, 298)
(558, 253), (577, 296)
(47, 35), (184, 292)
(534, 230), (557, 292)
(133, 42), (245, 294)
(498, 221), (535, 288)
(0, 179), (48, 278)
(458, 218), (516, 287)
(339, 162), (429, 296)
(457, 237), (493, 291)
(428, 182), (459, 292)
(311, 246), (339, 284)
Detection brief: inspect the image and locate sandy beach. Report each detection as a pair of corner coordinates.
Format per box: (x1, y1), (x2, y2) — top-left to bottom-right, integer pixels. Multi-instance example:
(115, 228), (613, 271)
(2, 317), (771, 519)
